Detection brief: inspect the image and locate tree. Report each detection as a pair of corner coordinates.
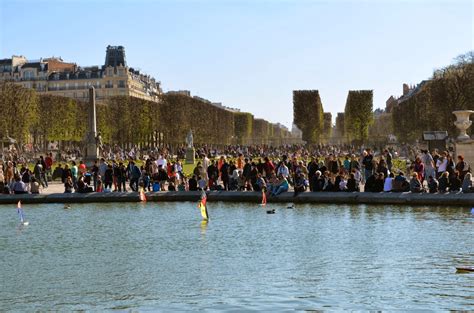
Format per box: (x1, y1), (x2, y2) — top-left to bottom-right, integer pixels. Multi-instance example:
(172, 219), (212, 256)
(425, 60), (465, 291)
(335, 112), (345, 143)
(233, 112), (253, 145)
(293, 90), (324, 144)
(344, 90), (374, 144)
(322, 112), (332, 143)
(392, 51), (474, 142)
(0, 82), (38, 143)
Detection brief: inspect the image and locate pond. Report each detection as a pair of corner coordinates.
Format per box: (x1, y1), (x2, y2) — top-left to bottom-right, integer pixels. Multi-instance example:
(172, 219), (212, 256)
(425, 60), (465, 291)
(0, 202), (473, 311)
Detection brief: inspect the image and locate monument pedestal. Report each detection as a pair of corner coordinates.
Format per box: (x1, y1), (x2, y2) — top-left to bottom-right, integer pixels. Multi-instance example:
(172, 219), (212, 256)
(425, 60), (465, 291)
(453, 110), (474, 168)
(185, 148), (195, 164)
(455, 139), (474, 168)
(83, 133), (99, 166)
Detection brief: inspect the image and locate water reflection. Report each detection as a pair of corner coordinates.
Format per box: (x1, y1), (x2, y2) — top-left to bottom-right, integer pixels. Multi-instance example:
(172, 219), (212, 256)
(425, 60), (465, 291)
(0, 202), (472, 311)
(200, 220), (208, 235)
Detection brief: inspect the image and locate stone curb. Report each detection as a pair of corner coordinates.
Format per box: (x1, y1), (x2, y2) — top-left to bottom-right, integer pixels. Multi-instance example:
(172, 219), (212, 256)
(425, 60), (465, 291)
(0, 191), (473, 206)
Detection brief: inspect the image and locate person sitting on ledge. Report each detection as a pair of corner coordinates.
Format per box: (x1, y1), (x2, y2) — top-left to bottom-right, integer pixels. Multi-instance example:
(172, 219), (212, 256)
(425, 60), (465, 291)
(427, 176), (439, 193)
(271, 174), (289, 196)
(294, 172), (308, 196)
(12, 175), (28, 194)
(346, 173), (359, 192)
(188, 175), (198, 191)
(77, 176), (93, 193)
(30, 177), (40, 194)
(0, 182), (10, 194)
(64, 176), (74, 193)
(438, 171), (450, 192)
(462, 172), (474, 193)
(364, 173), (376, 192)
(409, 172), (423, 193)
(322, 173), (335, 192)
(449, 171), (462, 193)
(383, 172), (394, 192)
(311, 170), (324, 192)
(373, 172), (385, 193)
(392, 172), (409, 192)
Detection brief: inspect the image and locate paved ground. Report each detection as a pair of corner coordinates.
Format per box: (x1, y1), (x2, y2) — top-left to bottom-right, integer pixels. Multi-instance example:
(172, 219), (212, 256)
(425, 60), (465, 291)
(38, 181), (66, 194)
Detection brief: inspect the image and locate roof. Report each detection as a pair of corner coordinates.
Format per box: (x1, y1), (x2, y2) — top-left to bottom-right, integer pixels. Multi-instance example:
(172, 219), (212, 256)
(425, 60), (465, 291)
(0, 59), (12, 65)
(21, 62), (47, 70)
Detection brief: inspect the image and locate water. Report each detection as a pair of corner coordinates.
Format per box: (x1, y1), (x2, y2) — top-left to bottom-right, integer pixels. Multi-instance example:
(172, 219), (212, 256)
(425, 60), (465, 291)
(0, 202), (473, 311)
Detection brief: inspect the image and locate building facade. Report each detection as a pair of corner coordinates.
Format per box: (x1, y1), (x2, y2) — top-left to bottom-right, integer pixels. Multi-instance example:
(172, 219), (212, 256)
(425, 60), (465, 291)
(0, 45), (161, 102)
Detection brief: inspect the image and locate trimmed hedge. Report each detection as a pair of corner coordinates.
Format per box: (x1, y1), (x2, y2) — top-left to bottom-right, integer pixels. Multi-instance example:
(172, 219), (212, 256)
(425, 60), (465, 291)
(233, 112), (253, 145)
(293, 90), (324, 144)
(344, 90), (374, 144)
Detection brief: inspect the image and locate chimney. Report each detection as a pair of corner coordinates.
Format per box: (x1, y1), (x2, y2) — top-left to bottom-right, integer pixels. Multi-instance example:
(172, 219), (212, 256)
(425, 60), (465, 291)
(403, 83), (409, 96)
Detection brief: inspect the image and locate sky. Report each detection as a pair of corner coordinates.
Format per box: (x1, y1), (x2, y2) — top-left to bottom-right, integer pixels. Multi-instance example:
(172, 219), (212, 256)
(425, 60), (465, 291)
(0, 0), (472, 128)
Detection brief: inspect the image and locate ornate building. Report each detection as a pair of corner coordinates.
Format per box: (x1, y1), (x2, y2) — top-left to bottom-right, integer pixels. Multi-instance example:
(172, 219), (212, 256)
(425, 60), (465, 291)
(0, 45), (161, 102)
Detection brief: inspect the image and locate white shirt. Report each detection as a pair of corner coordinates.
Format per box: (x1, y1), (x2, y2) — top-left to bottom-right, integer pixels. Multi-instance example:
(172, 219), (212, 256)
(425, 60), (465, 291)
(383, 177), (393, 192)
(156, 156), (167, 169)
(277, 164), (289, 178)
(436, 158), (447, 172)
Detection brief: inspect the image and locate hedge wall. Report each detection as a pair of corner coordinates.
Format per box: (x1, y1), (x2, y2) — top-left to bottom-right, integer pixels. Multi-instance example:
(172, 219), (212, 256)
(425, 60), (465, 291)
(293, 90), (324, 144)
(344, 90), (374, 144)
(233, 112), (253, 145)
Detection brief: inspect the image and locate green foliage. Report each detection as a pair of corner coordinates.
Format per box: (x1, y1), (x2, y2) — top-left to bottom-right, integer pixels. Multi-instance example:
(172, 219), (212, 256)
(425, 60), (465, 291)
(157, 94), (234, 145)
(35, 94), (84, 141)
(0, 82), (38, 142)
(335, 112), (345, 141)
(392, 52), (474, 143)
(233, 112), (253, 144)
(322, 112), (332, 143)
(344, 90), (374, 144)
(368, 112), (393, 145)
(293, 90), (324, 144)
(252, 119), (270, 143)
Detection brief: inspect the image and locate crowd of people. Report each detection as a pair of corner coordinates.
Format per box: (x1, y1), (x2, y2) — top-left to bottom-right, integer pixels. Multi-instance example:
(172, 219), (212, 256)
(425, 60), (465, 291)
(0, 145), (472, 195)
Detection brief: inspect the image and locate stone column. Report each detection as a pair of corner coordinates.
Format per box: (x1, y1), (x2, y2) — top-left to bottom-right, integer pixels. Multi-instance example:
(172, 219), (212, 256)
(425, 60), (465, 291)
(83, 87), (99, 165)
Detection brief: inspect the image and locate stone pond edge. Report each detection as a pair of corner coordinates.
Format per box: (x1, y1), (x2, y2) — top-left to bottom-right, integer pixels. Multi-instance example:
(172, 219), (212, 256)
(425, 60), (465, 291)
(0, 191), (473, 206)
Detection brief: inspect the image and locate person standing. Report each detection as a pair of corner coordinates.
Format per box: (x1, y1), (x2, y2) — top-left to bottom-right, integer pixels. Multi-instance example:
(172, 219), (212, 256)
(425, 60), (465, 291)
(71, 161), (78, 190)
(128, 161), (141, 192)
(33, 160), (46, 188)
(384, 149), (393, 173)
(421, 150), (435, 181)
(362, 149), (374, 183)
(45, 152), (53, 183)
(39, 156), (48, 188)
(117, 162), (127, 192)
(436, 152), (448, 179)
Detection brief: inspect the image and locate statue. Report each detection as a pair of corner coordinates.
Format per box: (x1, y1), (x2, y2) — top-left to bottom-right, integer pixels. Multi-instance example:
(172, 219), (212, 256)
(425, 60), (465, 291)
(95, 132), (103, 151)
(186, 130), (194, 148)
(185, 130), (195, 164)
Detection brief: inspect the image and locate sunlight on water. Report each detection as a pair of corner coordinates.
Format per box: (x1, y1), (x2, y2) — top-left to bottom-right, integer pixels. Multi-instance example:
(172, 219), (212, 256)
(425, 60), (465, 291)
(0, 202), (472, 311)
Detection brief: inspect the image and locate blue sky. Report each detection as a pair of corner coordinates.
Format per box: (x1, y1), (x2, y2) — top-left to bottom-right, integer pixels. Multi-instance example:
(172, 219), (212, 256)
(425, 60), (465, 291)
(1, 0), (472, 128)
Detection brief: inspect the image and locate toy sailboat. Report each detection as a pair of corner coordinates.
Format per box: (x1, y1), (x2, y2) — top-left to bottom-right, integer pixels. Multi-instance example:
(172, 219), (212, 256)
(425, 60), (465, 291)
(139, 188), (147, 202)
(198, 191), (209, 221)
(17, 201), (29, 226)
(260, 191), (267, 206)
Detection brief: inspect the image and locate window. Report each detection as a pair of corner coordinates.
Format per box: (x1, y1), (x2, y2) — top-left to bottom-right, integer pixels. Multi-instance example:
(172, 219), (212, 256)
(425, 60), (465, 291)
(118, 80), (125, 88)
(24, 70), (34, 79)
